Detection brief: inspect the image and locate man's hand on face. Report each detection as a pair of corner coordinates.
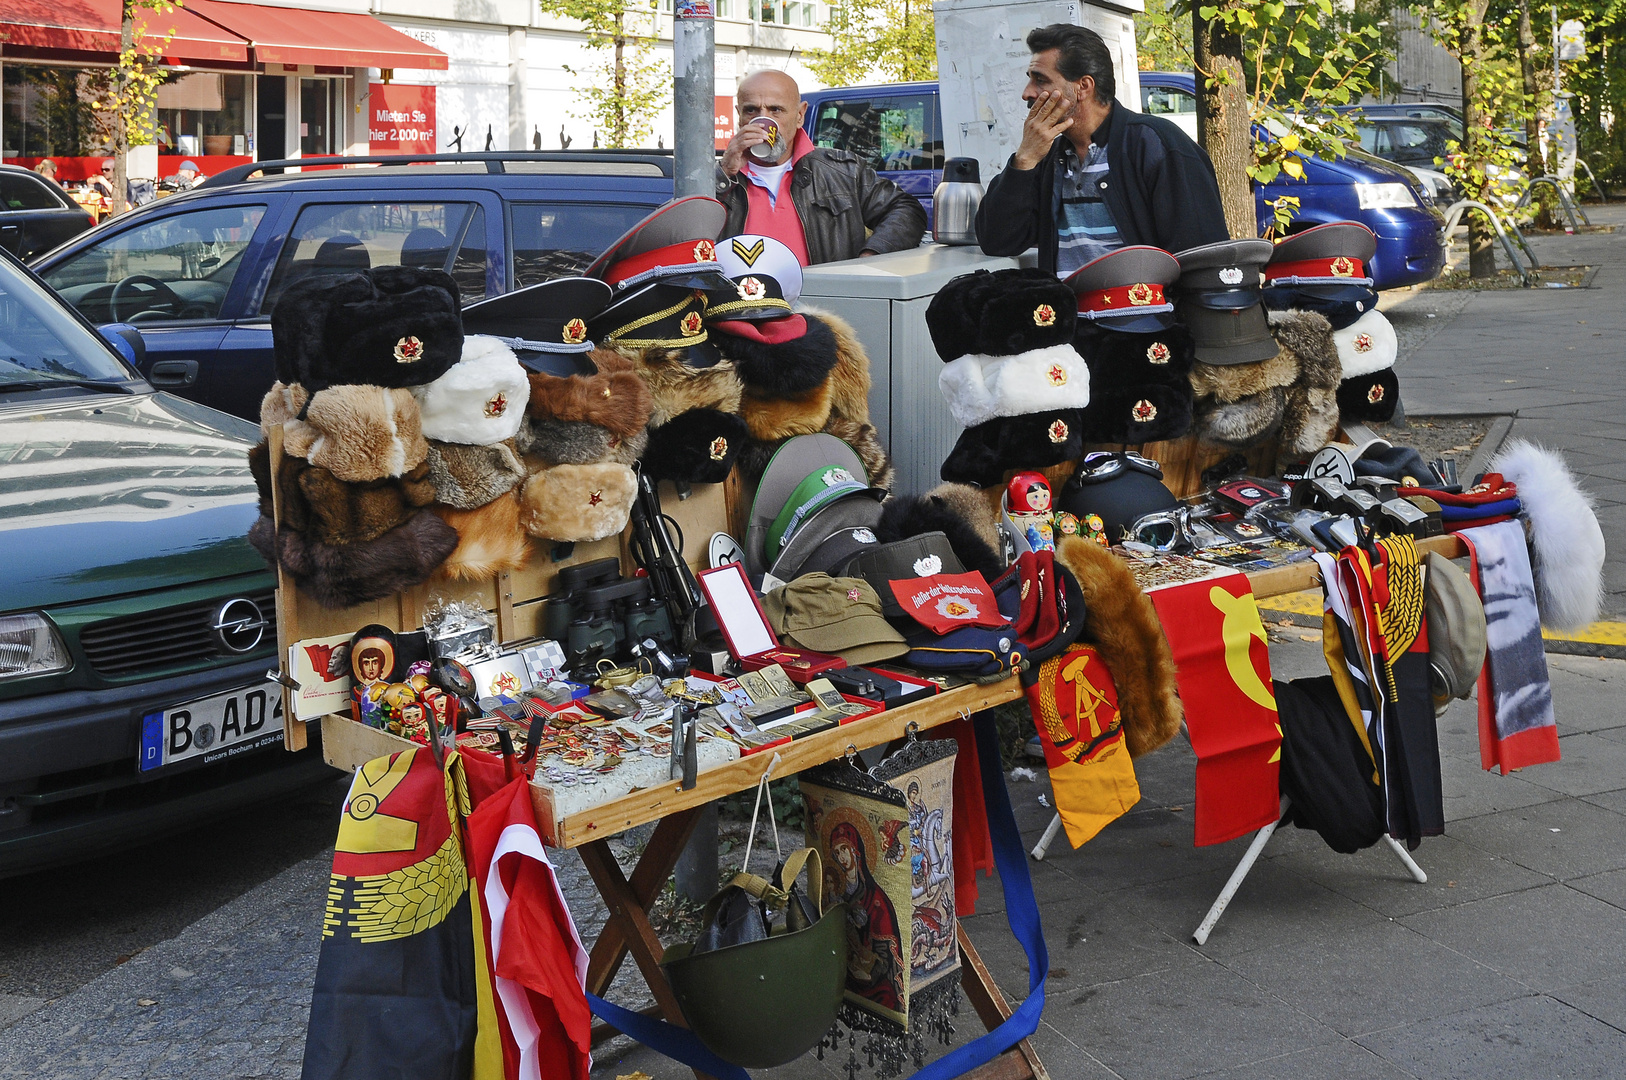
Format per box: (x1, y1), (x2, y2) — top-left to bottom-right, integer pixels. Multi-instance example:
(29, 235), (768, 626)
(721, 123), (776, 177)
(1014, 89), (1074, 171)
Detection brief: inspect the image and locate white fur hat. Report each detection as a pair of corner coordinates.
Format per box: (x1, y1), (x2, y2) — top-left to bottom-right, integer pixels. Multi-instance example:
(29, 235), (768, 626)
(1331, 308), (1396, 378)
(414, 335), (531, 445)
(938, 343), (1091, 429)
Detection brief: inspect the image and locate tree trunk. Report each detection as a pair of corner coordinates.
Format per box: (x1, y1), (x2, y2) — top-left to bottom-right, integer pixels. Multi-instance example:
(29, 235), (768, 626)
(1517, 0), (1553, 227)
(1462, 0), (1495, 278)
(114, 7), (132, 216)
(1193, 5), (1255, 239)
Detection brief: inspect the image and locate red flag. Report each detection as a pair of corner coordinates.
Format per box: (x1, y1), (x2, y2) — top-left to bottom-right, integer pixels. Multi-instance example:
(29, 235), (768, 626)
(1147, 571), (1282, 845)
(466, 776), (593, 1080)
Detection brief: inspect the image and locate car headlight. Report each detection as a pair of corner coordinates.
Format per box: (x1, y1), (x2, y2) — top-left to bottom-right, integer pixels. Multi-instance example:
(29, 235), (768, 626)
(0, 612), (71, 680)
(1355, 182), (1419, 209)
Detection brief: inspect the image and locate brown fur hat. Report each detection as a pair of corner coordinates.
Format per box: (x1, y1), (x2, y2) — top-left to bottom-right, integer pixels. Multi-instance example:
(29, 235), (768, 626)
(519, 463), (638, 542)
(259, 381), (310, 438)
(517, 416), (648, 466)
(825, 417), (895, 492)
(248, 510), (459, 609)
(1280, 385), (1341, 457)
(1188, 348), (1300, 404)
(433, 492), (530, 580)
(1194, 387), (1286, 448)
(296, 459), (436, 547)
(425, 439), (527, 509)
(807, 308), (873, 425)
(280, 384), (429, 483)
(1268, 309), (1341, 391)
(1054, 536), (1183, 758)
(876, 483), (1005, 580)
(741, 380), (834, 441)
(524, 348), (652, 439)
(734, 416), (895, 492)
(624, 346), (744, 427)
(925, 482), (1002, 556)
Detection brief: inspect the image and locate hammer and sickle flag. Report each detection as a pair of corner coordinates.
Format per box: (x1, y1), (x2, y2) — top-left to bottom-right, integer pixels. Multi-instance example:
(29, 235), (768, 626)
(1023, 644), (1141, 847)
(1146, 569), (1283, 846)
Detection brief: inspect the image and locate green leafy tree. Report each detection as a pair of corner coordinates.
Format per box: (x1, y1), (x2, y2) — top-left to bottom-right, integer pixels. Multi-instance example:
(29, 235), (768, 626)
(806, 0), (937, 85)
(539, 0), (669, 148)
(1418, 0), (1532, 277)
(1136, 1), (1192, 72)
(1143, 0), (1387, 236)
(86, 1), (179, 213)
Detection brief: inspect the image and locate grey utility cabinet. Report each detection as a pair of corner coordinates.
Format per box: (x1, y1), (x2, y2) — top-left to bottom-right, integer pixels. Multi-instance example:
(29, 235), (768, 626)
(801, 245), (1029, 495)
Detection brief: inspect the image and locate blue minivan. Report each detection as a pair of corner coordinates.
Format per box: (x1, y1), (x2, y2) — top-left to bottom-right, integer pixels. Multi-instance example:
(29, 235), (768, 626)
(30, 154), (674, 420)
(801, 74), (1445, 290)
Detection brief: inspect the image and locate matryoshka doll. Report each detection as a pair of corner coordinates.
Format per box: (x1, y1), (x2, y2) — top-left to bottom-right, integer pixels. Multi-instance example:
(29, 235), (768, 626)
(1003, 471), (1055, 553)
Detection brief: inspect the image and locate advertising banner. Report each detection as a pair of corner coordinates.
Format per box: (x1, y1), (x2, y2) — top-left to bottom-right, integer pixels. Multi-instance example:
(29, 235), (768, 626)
(369, 84), (437, 155)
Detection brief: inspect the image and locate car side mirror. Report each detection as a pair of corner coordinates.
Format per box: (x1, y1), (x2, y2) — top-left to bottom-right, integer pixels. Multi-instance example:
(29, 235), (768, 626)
(98, 322), (147, 370)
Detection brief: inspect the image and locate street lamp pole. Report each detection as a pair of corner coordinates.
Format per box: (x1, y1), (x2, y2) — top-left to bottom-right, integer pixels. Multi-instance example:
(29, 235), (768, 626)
(672, 0), (716, 199)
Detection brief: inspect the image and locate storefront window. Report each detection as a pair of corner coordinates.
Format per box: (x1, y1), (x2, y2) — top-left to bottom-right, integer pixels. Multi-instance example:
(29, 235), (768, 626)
(2, 67), (102, 159)
(155, 73), (249, 158)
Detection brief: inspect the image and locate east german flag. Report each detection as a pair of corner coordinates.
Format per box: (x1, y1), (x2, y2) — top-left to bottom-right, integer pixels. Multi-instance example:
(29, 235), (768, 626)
(303, 747), (497, 1080)
(1023, 644), (1141, 847)
(1147, 571), (1282, 846)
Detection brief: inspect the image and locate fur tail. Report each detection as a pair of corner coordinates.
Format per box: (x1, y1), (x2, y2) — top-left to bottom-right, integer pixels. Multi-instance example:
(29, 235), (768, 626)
(1489, 438), (1606, 630)
(1054, 537), (1184, 758)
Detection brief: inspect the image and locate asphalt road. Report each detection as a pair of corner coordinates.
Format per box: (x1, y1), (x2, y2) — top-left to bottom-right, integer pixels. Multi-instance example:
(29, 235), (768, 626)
(0, 771), (348, 1013)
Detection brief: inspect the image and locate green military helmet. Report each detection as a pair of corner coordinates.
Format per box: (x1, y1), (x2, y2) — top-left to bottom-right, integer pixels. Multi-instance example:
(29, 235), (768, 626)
(661, 849), (848, 1069)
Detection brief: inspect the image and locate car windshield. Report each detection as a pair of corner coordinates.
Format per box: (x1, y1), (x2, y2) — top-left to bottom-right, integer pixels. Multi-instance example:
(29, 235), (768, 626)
(0, 260), (131, 387)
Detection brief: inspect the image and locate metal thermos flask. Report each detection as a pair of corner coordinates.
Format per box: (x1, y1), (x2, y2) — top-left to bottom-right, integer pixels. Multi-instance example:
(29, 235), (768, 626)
(933, 157), (983, 245)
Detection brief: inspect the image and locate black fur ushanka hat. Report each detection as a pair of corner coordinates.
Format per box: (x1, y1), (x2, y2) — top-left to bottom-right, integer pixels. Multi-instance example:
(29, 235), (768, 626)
(273, 267), (463, 392)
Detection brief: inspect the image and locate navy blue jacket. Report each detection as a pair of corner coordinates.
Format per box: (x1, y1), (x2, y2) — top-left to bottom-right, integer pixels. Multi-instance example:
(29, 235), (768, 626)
(975, 99), (1230, 271)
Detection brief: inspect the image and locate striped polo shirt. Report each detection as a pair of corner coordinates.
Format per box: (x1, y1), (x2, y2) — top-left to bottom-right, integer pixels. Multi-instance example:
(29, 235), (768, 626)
(1053, 139), (1123, 278)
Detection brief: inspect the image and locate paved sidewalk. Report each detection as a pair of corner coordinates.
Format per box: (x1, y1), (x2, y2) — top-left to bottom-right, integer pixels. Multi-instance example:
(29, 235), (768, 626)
(590, 643), (1626, 1080)
(0, 640), (1618, 1079)
(7, 217), (1626, 1079)
(1384, 206), (1626, 617)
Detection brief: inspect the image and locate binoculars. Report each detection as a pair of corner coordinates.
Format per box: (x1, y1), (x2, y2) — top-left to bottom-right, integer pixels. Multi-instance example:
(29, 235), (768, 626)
(545, 558), (678, 672)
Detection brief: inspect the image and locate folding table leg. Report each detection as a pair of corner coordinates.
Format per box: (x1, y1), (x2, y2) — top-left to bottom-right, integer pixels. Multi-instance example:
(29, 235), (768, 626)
(1192, 795), (1289, 945)
(957, 923), (1050, 1080)
(1030, 813), (1064, 861)
(582, 809), (700, 997)
(579, 808), (707, 1078)
(1383, 835), (1429, 883)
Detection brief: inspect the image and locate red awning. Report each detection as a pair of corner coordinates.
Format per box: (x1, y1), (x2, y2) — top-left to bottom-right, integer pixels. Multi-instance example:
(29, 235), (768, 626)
(186, 0), (448, 70)
(0, 0), (250, 64)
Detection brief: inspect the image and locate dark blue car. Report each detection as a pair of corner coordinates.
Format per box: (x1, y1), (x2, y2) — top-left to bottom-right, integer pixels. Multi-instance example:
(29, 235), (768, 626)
(30, 154), (673, 420)
(801, 75), (1445, 289)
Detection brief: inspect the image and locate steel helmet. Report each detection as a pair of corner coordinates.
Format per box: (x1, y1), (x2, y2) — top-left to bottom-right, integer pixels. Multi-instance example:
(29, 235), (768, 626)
(1056, 451), (1178, 544)
(661, 849), (848, 1068)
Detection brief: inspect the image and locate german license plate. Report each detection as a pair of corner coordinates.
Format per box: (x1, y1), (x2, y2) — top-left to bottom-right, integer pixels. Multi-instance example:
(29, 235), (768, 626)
(139, 685), (284, 773)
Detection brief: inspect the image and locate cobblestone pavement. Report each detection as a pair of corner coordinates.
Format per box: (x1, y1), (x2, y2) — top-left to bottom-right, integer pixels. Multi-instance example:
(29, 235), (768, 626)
(0, 826), (633, 1079)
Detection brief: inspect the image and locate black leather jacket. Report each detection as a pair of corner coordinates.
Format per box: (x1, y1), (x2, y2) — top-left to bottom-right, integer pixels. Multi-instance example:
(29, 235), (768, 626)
(976, 99), (1229, 272)
(717, 146), (927, 264)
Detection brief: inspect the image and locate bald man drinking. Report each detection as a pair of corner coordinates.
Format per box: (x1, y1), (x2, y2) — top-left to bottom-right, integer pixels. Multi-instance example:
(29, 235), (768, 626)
(716, 69), (926, 265)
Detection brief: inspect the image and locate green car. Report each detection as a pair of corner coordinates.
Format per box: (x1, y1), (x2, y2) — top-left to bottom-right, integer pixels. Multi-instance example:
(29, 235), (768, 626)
(0, 247), (327, 874)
